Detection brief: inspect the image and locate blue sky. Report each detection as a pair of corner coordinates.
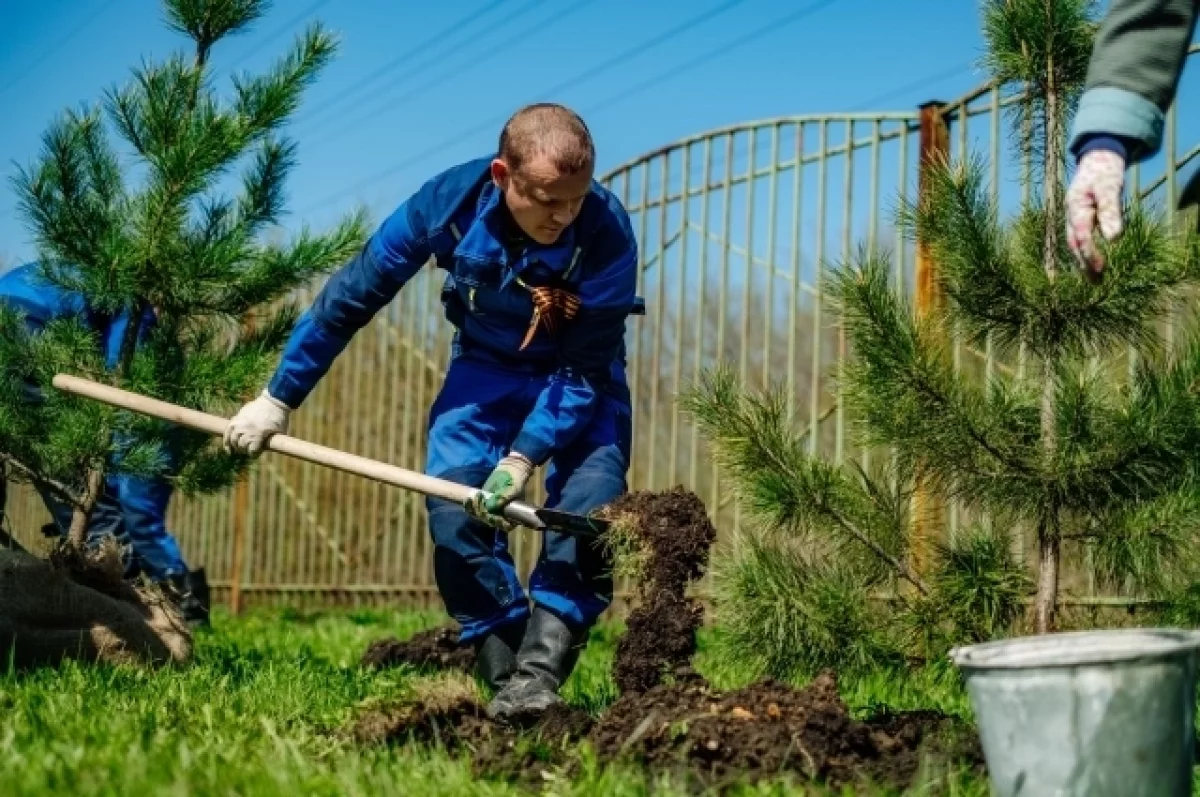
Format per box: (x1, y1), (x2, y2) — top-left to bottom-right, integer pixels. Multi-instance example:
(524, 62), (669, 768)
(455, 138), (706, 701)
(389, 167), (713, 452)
(0, 0), (1002, 264)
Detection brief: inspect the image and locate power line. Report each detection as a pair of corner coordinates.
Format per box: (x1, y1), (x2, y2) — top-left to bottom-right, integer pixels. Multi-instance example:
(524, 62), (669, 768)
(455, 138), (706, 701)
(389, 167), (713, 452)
(847, 62), (973, 111)
(293, 0), (751, 216)
(226, 0), (335, 71)
(301, 0), (598, 150)
(294, 0), (512, 131)
(0, 0), (120, 95)
(581, 0), (839, 120)
(297, 0), (547, 136)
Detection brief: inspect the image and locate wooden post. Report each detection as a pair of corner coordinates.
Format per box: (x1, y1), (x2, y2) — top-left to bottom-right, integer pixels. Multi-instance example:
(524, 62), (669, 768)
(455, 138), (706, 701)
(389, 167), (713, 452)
(915, 101), (949, 317)
(228, 315), (256, 616)
(229, 466), (248, 616)
(909, 100), (950, 581)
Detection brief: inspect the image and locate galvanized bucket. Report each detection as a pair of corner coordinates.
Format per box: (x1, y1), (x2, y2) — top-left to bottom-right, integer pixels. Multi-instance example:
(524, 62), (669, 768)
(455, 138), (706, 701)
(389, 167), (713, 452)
(950, 628), (1200, 797)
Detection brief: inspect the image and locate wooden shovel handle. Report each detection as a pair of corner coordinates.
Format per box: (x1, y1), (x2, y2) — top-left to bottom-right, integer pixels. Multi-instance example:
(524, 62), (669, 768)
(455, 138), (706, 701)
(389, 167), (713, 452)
(50, 373), (481, 506)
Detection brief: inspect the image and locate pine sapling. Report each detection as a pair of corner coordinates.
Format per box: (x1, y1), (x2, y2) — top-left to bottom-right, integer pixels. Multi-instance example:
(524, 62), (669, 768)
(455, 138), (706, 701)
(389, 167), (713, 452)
(6, 0), (367, 552)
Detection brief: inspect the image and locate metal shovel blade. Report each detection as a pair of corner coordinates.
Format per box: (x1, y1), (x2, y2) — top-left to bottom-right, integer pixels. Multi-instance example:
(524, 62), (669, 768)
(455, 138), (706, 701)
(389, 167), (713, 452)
(499, 502), (610, 539)
(534, 507), (611, 539)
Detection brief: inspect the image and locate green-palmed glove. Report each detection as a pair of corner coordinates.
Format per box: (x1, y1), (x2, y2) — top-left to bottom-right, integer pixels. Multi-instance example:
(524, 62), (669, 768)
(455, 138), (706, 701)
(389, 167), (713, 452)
(466, 452), (534, 528)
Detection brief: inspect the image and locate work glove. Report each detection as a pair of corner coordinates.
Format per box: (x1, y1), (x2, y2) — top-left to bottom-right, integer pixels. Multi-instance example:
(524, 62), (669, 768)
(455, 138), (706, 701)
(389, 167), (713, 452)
(465, 452), (534, 529)
(222, 389), (291, 458)
(1066, 148), (1126, 282)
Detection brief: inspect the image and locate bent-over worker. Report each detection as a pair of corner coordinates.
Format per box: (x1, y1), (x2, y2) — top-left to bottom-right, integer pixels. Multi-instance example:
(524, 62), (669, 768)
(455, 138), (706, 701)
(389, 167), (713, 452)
(223, 103), (642, 718)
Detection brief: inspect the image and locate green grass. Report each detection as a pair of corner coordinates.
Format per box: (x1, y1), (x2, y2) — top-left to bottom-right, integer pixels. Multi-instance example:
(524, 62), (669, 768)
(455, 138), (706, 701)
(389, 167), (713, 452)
(0, 608), (989, 796)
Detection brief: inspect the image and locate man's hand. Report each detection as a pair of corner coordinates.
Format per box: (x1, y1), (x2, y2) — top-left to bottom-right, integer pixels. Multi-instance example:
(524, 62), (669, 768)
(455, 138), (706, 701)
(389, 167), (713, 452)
(466, 452), (534, 529)
(223, 390), (292, 458)
(1066, 148), (1126, 282)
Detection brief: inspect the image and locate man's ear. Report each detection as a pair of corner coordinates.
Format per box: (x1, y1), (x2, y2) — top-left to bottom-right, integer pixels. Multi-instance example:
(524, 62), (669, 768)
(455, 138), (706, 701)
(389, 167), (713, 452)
(490, 158), (510, 188)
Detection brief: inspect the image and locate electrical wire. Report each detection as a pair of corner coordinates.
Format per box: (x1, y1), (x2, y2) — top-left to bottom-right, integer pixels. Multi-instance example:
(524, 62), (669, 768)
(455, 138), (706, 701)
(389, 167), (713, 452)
(225, 0), (336, 71)
(581, 0), (840, 121)
(293, 0), (752, 216)
(847, 62), (973, 111)
(0, 0), (120, 95)
(300, 0), (599, 149)
(294, 0), (513, 130)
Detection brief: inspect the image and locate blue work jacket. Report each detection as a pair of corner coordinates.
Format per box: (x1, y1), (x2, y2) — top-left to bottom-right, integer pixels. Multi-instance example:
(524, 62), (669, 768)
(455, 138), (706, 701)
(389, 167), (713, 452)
(0, 261), (155, 370)
(267, 155), (644, 466)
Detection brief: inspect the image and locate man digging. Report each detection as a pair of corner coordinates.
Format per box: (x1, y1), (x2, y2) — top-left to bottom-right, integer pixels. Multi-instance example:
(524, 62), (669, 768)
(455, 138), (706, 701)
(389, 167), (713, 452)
(223, 103), (642, 719)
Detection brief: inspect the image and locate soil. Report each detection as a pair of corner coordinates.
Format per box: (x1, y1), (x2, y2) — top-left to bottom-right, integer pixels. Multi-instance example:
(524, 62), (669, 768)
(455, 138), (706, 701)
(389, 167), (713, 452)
(361, 627), (477, 673)
(351, 668), (981, 792)
(602, 487), (717, 694)
(0, 539), (192, 669)
(350, 486), (984, 791)
(585, 670), (983, 791)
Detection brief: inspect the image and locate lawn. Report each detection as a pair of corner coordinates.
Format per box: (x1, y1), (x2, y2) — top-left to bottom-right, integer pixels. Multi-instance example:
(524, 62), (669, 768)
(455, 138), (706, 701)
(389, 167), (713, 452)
(2, 607), (991, 796)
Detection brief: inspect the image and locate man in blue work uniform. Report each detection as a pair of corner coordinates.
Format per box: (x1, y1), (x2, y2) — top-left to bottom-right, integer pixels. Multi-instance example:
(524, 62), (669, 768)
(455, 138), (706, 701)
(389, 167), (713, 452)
(223, 103), (641, 717)
(0, 261), (210, 627)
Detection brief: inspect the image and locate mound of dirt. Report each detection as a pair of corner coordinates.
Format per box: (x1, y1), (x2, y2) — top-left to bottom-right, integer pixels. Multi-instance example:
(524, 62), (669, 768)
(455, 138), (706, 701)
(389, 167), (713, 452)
(349, 487), (984, 791)
(602, 487), (717, 694)
(351, 668), (980, 791)
(0, 541), (192, 669)
(587, 670), (983, 790)
(361, 627), (477, 672)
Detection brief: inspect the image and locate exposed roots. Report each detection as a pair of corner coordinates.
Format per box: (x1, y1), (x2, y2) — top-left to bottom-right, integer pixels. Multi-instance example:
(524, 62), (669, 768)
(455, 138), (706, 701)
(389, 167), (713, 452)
(0, 540), (192, 670)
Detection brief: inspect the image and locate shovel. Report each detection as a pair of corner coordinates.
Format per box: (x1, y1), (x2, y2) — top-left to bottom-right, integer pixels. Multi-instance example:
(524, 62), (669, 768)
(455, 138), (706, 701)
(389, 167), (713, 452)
(50, 374), (610, 540)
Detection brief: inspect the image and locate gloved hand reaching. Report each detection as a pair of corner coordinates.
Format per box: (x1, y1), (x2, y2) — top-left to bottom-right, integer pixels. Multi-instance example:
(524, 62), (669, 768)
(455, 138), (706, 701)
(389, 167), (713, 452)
(223, 389), (292, 458)
(466, 452), (534, 529)
(1066, 148), (1126, 282)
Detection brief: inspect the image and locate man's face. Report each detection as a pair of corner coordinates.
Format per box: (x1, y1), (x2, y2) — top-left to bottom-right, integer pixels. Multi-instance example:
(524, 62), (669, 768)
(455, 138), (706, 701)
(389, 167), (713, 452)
(491, 154), (593, 245)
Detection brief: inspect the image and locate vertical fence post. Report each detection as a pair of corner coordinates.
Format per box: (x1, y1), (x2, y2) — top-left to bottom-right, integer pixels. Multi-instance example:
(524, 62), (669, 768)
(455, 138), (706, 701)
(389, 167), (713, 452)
(909, 100), (950, 580)
(227, 314), (257, 616)
(229, 471), (248, 615)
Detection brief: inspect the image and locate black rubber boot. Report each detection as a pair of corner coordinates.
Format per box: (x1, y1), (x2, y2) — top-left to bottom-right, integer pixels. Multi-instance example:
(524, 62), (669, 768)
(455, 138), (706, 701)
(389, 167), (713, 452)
(472, 617), (528, 691)
(164, 571), (210, 629)
(486, 606), (586, 721)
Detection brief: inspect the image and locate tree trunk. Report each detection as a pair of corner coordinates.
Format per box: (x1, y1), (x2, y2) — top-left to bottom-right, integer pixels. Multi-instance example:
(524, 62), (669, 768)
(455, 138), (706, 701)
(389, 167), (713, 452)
(67, 299), (147, 549)
(1035, 510), (1060, 632)
(66, 468), (105, 548)
(1034, 25), (1064, 634)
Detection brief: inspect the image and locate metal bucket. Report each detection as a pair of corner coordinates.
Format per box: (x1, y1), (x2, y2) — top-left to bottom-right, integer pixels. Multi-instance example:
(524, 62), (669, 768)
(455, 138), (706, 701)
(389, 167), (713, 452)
(950, 628), (1200, 797)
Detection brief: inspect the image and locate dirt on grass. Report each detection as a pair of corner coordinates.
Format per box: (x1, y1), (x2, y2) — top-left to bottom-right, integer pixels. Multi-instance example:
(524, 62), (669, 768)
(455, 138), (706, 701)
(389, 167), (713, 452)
(361, 626), (477, 673)
(351, 486), (984, 792)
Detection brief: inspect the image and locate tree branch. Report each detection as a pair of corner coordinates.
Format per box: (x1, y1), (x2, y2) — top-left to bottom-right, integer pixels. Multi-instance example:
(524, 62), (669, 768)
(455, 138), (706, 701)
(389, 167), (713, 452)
(0, 453), (85, 510)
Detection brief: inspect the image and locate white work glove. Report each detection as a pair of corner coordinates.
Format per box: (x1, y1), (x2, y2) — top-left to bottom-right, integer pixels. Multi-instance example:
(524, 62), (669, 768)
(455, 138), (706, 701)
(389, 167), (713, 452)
(222, 390), (291, 458)
(1066, 148), (1126, 282)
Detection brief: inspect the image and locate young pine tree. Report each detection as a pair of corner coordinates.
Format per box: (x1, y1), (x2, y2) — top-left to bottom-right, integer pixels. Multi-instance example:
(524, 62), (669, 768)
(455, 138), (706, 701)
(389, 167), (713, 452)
(684, 0), (1200, 681)
(2, 0), (366, 546)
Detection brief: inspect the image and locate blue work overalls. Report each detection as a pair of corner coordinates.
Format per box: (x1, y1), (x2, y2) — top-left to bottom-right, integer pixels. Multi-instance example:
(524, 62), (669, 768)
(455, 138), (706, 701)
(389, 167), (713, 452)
(0, 262), (189, 582)
(267, 156), (644, 642)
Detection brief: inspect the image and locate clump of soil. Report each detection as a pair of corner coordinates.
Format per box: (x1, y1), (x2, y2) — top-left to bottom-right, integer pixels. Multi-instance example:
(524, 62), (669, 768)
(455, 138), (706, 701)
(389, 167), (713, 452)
(0, 539), (192, 669)
(600, 487), (717, 693)
(361, 626), (477, 672)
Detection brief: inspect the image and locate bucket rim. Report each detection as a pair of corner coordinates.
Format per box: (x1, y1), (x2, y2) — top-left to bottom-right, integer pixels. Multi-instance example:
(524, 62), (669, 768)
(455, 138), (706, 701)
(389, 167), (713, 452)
(948, 628), (1200, 670)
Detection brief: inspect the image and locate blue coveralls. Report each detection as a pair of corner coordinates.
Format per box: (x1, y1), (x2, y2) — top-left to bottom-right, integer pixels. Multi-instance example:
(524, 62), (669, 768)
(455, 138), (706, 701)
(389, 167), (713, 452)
(0, 262), (190, 582)
(266, 156), (643, 642)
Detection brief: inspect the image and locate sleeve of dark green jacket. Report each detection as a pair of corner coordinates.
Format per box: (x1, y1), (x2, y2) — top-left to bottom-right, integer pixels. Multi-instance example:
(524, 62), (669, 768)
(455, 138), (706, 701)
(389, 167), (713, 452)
(1069, 0), (1199, 162)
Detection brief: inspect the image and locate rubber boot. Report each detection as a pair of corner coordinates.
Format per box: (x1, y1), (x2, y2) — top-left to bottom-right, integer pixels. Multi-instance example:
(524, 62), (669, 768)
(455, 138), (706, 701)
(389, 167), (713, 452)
(486, 606), (586, 721)
(472, 617), (528, 691)
(164, 571), (210, 629)
(187, 569), (211, 627)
